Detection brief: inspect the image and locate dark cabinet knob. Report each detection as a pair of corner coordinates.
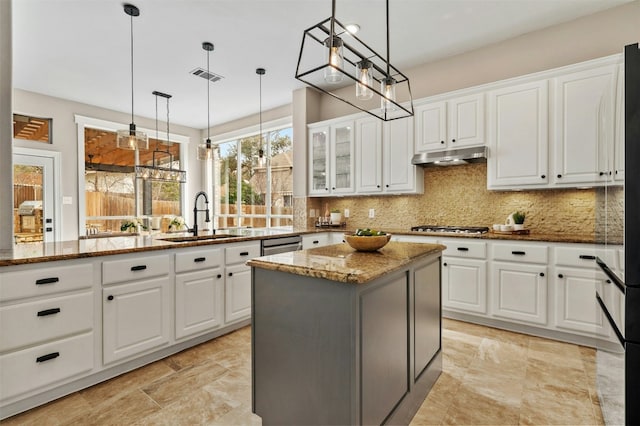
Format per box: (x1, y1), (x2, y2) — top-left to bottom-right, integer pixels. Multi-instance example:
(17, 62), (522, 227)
(376, 185), (380, 188)
(541, 175), (546, 179)
(609, 171), (612, 176)
(385, 184), (389, 188)
(325, 187), (328, 191)
(228, 272), (233, 277)
(332, 187), (336, 190)
(539, 272), (545, 277)
(557, 174), (562, 178)
(606, 279), (612, 284)
(443, 262), (447, 266)
(440, 140), (445, 144)
(107, 295), (114, 301)
(217, 274), (222, 279)
(558, 274), (564, 278)
(599, 172), (605, 176)
(451, 138), (456, 143)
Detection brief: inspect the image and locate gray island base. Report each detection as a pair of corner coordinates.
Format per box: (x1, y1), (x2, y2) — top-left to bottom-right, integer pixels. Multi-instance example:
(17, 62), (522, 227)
(249, 242), (445, 425)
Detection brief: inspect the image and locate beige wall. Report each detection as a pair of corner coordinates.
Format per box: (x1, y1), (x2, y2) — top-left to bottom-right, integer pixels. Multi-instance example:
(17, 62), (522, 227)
(317, 0), (640, 120)
(206, 104), (291, 138)
(1, 0), (13, 254)
(306, 163), (624, 241)
(12, 89), (202, 241)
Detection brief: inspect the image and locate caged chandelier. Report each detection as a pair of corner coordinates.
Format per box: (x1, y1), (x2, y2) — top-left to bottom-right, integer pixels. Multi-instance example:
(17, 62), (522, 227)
(295, 0), (413, 121)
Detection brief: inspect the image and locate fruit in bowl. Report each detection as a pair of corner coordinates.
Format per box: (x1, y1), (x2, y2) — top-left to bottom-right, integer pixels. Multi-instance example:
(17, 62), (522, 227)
(344, 229), (391, 252)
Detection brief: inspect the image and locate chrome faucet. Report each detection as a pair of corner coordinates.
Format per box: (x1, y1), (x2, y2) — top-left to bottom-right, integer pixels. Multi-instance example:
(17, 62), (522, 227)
(191, 191), (211, 236)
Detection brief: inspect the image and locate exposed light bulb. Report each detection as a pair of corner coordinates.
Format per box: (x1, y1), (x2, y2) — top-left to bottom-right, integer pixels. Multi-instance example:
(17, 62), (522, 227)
(356, 59), (374, 100)
(381, 76), (397, 112)
(324, 36), (344, 84)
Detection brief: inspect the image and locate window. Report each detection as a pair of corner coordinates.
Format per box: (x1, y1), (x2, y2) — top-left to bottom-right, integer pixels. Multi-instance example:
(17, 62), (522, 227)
(84, 127), (183, 234)
(214, 125), (292, 229)
(13, 114), (52, 143)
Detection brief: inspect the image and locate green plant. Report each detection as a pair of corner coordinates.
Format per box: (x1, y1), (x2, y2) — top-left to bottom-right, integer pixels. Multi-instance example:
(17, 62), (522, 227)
(168, 216), (185, 231)
(512, 211), (526, 225)
(120, 218), (147, 232)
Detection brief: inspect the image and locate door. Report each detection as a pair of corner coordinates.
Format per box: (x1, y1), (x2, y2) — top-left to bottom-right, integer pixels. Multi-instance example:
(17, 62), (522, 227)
(308, 126), (330, 196)
(442, 257), (487, 314)
(355, 117), (382, 193)
(13, 148), (60, 243)
(330, 121), (355, 194)
(383, 116), (415, 192)
(491, 262), (548, 325)
(225, 263), (252, 323)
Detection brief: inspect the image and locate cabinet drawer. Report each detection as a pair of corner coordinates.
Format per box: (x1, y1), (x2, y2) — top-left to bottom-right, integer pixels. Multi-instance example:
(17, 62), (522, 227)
(440, 239), (486, 259)
(102, 254), (170, 285)
(0, 291), (93, 352)
(0, 332), (93, 401)
(302, 233), (330, 249)
(554, 246), (615, 268)
(0, 263), (93, 302)
(225, 242), (260, 265)
(175, 248), (223, 273)
(492, 243), (548, 264)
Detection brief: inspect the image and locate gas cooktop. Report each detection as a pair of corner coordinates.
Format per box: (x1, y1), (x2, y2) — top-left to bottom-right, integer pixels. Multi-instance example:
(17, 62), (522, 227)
(410, 225), (489, 234)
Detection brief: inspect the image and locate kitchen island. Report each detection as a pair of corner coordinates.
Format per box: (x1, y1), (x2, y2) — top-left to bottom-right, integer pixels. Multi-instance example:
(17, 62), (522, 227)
(248, 241), (445, 425)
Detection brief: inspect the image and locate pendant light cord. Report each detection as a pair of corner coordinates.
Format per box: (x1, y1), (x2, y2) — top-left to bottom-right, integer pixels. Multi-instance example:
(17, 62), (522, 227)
(166, 96), (171, 148)
(206, 49), (210, 141)
(386, 0), (390, 77)
(259, 72), (262, 145)
(130, 12), (135, 124)
(155, 94), (159, 150)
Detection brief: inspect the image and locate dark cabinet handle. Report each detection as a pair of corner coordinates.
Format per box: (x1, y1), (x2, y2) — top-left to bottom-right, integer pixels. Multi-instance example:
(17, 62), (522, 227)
(217, 274), (222, 279)
(35, 277), (59, 285)
(36, 352), (60, 363)
(240, 251), (249, 256)
(541, 175), (546, 179)
(457, 247), (469, 251)
(107, 295), (114, 301)
(313, 240), (319, 244)
(579, 255), (596, 260)
(557, 174), (562, 178)
(194, 257), (206, 263)
(46, 227), (53, 232)
(376, 185), (380, 188)
(539, 272), (545, 277)
(511, 251), (526, 255)
(325, 187), (328, 191)
(332, 187), (336, 190)
(228, 272), (233, 277)
(37, 308), (61, 317)
(606, 279), (612, 284)
(131, 265), (147, 271)
(558, 274), (564, 278)
(599, 172), (605, 176)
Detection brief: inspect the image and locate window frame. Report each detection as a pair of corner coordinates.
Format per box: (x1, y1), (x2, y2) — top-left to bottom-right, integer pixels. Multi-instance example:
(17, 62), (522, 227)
(208, 117), (292, 230)
(75, 114), (190, 235)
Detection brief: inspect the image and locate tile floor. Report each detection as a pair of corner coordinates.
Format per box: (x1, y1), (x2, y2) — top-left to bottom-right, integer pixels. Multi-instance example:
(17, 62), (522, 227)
(3, 319), (604, 425)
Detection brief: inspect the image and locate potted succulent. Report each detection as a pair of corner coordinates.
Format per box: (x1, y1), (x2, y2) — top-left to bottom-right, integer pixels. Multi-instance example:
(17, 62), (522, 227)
(512, 211), (526, 230)
(330, 208), (342, 225)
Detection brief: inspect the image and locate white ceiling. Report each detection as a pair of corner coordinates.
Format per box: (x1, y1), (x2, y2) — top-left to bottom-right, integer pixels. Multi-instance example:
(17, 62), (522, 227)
(12, 0), (629, 130)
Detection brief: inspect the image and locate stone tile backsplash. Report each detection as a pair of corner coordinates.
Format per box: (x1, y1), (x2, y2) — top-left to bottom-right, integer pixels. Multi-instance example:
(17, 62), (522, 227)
(304, 163), (624, 239)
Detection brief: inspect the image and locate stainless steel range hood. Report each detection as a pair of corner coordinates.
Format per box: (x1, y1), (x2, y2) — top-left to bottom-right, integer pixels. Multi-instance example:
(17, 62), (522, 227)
(411, 146), (487, 167)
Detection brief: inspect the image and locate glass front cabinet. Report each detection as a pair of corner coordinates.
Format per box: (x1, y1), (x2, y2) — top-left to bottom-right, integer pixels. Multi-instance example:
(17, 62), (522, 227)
(308, 120), (355, 196)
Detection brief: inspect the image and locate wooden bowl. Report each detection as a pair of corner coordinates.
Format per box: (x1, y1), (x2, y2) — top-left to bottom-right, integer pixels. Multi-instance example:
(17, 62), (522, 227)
(344, 234), (392, 252)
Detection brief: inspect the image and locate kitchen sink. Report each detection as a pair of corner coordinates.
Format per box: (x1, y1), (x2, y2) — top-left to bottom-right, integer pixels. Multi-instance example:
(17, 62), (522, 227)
(158, 234), (242, 243)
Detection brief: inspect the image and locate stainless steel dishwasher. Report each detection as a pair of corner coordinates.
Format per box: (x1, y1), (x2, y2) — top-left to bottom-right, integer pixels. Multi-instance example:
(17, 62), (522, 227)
(260, 235), (302, 255)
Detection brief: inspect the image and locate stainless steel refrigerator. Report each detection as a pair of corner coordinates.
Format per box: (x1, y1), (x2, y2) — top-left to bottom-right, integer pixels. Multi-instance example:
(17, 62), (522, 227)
(596, 42), (640, 425)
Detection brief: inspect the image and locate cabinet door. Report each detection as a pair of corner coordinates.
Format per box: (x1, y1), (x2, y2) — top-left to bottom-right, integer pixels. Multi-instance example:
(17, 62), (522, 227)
(383, 116), (417, 192)
(302, 233), (330, 250)
(553, 64), (617, 185)
(415, 101), (447, 152)
(487, 80), (549, 188)
(414, 259), (441, 379)
(491, 262), (547, 325)
(225, 263), (252, 323)
(175, 268), (224, 340)
(448, 93), (485, 148)
(360, 275), (408, 426)
(355, 117), (383, 193)
(330, 121), (355, 194)
(614, 63), (625, 181)
(555, 268), (612, 338)
(103, 277), (171, 364)
(309, 126), (330, 196)
(442, 257), (487, 314)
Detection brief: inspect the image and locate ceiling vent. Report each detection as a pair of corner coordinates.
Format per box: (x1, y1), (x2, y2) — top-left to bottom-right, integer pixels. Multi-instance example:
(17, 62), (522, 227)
(190, 67), (224, 83)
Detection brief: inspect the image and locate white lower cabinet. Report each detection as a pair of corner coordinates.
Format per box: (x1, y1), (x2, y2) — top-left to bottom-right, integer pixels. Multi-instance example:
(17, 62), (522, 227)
(491, 262), (548, 325)
(224, 263), (252, 324)
(554, 267), (612, 337)
(442, 257), (487, 314)
(302, 232), (330, 249)
(175, 269), (224, 340)
(102, 277), (171, 364)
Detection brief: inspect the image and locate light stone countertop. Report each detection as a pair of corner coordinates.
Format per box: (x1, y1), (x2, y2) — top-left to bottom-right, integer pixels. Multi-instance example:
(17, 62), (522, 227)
(247, 241), (446, 284)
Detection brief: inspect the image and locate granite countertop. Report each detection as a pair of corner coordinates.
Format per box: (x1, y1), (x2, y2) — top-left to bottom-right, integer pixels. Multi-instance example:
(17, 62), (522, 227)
(247, 241), (446, 284)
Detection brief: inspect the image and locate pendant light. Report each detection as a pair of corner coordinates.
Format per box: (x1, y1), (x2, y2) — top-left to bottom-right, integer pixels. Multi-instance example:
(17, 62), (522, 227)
(295, 0), (413, 121)
(134, 91), (186, 183)
(197, 42), (215, 161)
(116, 4), (148, 150)
(256, 68), (266, 167)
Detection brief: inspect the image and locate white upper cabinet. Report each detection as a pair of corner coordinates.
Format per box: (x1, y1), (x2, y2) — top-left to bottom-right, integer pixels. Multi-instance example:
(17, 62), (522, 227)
(383, 116), (423, 193)
(553, 64), (618, 185)
(415, 94), (485, 153)
(308, 120), (355, 196)
(487, 80), (549, 189)
(355, 117), (383, 193)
